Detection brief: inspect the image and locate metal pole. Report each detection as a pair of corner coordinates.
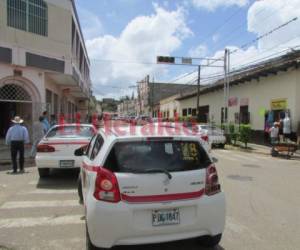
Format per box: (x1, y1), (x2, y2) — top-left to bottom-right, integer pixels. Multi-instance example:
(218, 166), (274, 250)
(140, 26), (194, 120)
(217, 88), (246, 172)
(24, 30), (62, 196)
(226, 49), (230, 124)
(196, 65), (201, 122)
(223, 49), (227, 125)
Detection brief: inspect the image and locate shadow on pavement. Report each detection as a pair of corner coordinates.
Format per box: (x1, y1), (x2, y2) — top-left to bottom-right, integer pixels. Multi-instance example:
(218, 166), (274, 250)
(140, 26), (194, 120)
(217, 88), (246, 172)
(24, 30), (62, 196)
(111, 239), (225, 250)
(36, 169), (79, 190)
(0, 160), (35, 172)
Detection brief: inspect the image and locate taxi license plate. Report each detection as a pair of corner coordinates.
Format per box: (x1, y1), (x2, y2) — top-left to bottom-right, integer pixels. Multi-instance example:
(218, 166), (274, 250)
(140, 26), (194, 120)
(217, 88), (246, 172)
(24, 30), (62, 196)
(152, 209), (180, 226)
(60, 160), (74, 168)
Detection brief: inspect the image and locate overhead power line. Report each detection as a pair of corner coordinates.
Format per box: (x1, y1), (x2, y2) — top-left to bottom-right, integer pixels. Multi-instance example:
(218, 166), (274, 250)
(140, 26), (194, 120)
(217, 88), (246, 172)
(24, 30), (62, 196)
(209, 0), (289, 52)
(230, 17), (298, 55)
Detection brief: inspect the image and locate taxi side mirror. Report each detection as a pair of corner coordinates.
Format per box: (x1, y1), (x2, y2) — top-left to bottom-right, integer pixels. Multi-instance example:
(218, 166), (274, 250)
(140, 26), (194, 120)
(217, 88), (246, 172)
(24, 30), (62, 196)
(74, 145), (88, 156)
(212, 157), (218, 163)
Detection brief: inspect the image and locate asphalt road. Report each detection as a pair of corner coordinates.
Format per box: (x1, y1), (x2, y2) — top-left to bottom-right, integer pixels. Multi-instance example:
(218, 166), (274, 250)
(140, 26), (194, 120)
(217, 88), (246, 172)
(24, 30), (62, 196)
(0, 149), (299, 250)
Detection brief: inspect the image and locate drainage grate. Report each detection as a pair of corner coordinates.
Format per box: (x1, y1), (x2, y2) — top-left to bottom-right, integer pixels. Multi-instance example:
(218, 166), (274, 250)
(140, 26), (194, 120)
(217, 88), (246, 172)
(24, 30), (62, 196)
(242, 164), (261, 168)
(227, 175), (253, 181)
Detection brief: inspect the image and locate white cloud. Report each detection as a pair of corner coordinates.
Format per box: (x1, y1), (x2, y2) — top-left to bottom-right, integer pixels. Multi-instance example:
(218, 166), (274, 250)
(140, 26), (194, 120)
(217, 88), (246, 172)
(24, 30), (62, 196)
(247, 0), (300, 51)
(77, 7), (103, 40)
(191, 0), (249, 11)
(188, 44), (207, 57)
(87, 5), (192, 98)
(176, 0), (300, 85)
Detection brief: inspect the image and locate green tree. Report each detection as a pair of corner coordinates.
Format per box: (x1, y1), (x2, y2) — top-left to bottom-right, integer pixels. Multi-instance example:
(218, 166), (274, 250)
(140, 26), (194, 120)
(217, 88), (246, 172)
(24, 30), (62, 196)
(239, 124), (251, 148)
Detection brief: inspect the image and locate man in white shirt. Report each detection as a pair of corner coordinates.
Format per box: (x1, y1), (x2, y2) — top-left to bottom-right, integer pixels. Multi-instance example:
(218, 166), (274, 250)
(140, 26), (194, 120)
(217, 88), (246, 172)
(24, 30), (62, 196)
(269, 122), (279, 145)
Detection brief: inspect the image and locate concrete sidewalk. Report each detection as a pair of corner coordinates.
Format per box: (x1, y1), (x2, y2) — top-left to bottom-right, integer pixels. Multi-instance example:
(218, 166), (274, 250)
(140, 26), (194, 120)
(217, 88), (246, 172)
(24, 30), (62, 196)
(0, 143), (32, 164)
(226, 142), (300, 157)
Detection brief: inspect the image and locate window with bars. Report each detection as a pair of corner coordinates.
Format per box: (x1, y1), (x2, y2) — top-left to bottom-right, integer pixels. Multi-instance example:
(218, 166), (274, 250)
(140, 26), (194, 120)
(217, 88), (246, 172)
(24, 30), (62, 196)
(7, 0), (48, 36)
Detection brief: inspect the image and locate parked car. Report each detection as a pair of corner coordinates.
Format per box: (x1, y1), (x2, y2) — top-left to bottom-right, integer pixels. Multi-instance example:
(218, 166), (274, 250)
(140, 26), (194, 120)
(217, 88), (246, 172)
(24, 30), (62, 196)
(163, 122), (212, 153)
(76, 124), (225, 249)
(197, 125), (226, 148)
(36, 124), (96, 178)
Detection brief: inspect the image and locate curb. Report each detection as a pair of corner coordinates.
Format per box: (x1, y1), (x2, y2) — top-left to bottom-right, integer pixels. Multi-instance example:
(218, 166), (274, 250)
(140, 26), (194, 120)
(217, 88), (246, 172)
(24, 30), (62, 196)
(224, 145), (270, 156)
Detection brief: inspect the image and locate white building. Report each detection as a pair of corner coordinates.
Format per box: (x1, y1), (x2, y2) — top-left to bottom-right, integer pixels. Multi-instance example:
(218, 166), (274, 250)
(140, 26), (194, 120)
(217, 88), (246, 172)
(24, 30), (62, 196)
(159, 51), (300, 142)
(0, 0), (91, 138)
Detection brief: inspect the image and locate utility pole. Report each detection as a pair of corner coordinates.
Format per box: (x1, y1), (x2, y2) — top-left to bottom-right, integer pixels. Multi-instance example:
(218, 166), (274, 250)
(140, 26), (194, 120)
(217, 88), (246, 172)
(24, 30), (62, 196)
(196, 65), (201, 121)
(223, 48), (230, 125)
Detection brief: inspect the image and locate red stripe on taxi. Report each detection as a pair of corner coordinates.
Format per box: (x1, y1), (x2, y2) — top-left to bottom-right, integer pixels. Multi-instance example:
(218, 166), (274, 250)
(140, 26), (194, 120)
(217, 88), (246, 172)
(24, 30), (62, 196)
(82, 162), (98, 172)
(121, 189), (205, 203)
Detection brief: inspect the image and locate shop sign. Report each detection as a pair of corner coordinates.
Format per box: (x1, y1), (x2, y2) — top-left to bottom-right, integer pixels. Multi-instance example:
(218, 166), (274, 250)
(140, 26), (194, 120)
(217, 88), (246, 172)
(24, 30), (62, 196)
(228, 97), (238, 107)
(271, 99), (287, 110)
(240, 98), (249, 106)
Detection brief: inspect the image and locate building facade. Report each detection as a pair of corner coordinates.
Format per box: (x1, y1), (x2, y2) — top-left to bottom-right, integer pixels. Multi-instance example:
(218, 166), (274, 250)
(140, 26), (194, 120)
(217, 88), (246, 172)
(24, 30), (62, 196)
(0, 0), (91, 138)
(117, 99), (138, 117)
(137, 75), (197, 117)
(159, 51), (300, 141)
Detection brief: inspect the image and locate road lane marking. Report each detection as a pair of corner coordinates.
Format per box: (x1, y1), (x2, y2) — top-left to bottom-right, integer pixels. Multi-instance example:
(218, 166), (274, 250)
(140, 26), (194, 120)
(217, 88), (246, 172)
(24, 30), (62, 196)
(0, 215), (84, 229)
(0, 200), (79, 209)
(22, 189), (77, 195)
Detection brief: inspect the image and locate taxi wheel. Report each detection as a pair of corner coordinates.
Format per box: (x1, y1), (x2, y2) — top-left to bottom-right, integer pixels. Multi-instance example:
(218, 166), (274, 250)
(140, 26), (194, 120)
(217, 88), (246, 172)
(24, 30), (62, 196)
(38, 168), (50, 178)
(86, 223), (107, 250)
(198, 234), (222, 248)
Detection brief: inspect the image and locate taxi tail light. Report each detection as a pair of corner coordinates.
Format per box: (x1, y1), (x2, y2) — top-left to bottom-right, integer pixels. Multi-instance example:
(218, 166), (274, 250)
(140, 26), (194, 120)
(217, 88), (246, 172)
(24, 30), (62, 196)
(94, 168), (121, 203)
(201, 135), (209, 142)
(205, 164), (221, 196)
(37, 144), (55, 152)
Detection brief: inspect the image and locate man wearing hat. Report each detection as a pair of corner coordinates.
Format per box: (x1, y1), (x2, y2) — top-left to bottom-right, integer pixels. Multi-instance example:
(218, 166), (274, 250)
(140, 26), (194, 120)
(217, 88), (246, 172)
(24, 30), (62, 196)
(5, 116), (30, 174)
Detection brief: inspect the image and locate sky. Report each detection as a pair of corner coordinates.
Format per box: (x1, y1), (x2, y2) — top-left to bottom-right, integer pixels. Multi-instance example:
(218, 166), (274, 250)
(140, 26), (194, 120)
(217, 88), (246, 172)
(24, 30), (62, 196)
(74, 0), (300, 100)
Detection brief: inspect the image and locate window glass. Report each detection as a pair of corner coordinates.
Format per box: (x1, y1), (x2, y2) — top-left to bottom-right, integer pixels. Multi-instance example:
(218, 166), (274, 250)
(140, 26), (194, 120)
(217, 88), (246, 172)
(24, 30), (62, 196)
(46, 125), (95, 139)
(104, 140), (211, 173)
(90, 135), (104, 160)
(86, 134), (97, 159)
(7, 0), (48, 36)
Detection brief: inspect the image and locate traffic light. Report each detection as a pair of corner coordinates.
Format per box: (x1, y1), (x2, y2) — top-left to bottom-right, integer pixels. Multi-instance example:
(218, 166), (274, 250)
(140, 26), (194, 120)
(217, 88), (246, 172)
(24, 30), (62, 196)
(157, 56), (175, 64)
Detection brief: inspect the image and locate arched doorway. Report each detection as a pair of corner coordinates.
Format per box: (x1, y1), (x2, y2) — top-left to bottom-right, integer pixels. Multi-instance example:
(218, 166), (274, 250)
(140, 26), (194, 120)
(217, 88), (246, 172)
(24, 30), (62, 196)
(0, 84), (33, 138)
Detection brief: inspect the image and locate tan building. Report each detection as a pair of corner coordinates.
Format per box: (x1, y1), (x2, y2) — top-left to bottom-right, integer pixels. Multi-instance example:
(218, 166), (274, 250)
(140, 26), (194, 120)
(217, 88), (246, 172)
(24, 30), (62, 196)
(0, 0), (91, 138)
(159, 51), (300, 142)
(118, 99), (137, 117)
(137, 75), (197, 116)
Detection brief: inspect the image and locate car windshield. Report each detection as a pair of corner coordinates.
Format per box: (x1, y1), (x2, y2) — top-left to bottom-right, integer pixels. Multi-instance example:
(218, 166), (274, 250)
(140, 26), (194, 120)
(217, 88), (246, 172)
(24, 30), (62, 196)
(104, 140), (211, 173)
(46, 125), (94, 139)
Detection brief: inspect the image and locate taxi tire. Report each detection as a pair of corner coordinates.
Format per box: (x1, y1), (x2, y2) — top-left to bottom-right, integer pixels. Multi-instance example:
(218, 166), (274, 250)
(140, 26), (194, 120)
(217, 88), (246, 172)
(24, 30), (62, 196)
(198, 233), (222, 248)
(38, 168), (50, 178)
(86, 223), (107, 250)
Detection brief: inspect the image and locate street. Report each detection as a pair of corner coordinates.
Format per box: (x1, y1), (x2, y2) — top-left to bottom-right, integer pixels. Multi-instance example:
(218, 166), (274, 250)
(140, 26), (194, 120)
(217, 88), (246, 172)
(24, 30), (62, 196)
(0, 149), (299, 250)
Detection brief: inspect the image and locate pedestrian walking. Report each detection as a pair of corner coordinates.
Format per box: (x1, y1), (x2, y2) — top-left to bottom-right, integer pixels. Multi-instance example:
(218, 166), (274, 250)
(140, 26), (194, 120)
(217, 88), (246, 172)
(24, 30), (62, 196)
(30, 116), (45, 158)
(5, 116), (30, 174)
(42, 111), (50, 132)
(269, 122), (279, 145)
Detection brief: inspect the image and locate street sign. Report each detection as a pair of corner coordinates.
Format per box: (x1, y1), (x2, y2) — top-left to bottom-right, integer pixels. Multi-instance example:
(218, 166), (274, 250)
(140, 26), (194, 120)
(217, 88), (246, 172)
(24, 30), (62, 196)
(182, 57), (192, 64)
(157, 56), (175, 64)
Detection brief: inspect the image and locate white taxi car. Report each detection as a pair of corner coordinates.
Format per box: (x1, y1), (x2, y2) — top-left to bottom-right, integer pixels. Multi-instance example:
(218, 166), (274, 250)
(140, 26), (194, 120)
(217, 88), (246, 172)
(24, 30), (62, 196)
(76, 124), (225, 249)
(36, 124), (96, 178)
(197, 125), (226, 148)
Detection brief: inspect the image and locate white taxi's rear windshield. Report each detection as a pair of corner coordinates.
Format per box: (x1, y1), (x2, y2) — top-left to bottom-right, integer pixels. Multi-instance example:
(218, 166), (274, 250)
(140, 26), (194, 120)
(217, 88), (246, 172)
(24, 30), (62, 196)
(104, 140), (211, 173)
(46, 125), (94, 139)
